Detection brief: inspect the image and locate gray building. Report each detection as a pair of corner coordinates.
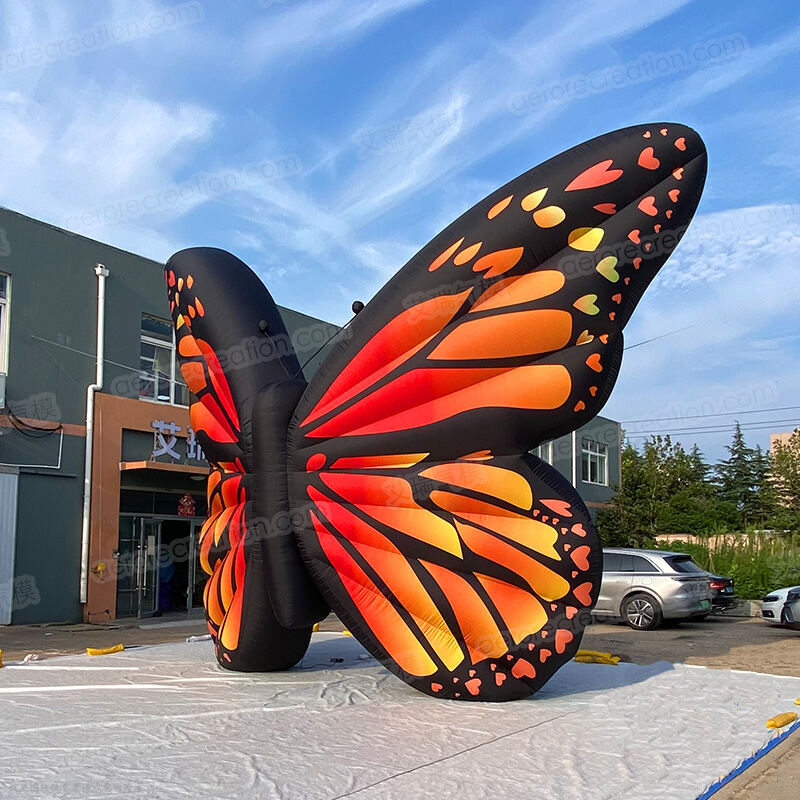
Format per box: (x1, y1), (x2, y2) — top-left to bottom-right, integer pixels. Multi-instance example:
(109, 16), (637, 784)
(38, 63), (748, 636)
(0, 206), (620, 625)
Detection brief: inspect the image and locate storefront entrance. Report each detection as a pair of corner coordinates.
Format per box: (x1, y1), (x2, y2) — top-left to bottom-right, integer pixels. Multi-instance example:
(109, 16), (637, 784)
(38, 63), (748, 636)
(115, 515), (205, 619)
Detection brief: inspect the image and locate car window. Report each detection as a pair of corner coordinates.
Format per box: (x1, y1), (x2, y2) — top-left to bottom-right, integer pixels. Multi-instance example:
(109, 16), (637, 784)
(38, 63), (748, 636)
(603, 553), (621, 571)
(630, 555), (659, 573)
(618, 554), (634, 572)
(664, 555), (705, 574)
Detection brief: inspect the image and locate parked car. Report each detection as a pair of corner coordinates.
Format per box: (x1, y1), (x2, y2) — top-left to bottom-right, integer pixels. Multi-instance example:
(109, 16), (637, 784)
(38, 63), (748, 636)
(761, 586), (800, 628)
(593, 548), (713, 630)
(705, 574), (737, 612)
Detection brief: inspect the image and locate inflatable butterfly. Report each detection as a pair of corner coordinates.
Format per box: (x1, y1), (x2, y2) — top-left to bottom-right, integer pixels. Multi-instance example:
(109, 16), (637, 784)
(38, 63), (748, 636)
(165, 123), (706, 701)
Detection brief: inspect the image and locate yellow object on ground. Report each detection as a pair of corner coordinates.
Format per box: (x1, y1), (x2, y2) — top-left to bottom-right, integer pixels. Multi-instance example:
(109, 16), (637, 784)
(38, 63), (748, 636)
(0, 649), (3, 668)
(86, 644), (124, 656)
(342, 630), (353, 637)
(576, 649), (614, 659)
(766, 712), (798, 729)
(574, 654), (620, 665)
(574, 649), (620, 665)
(795, 698), (800, 706)
(312, 623), (319, 632)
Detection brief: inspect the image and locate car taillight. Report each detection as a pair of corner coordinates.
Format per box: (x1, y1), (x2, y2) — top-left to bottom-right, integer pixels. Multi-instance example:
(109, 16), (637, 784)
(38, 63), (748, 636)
(763, 595), (779, 603)
(709, 580), (726, 590)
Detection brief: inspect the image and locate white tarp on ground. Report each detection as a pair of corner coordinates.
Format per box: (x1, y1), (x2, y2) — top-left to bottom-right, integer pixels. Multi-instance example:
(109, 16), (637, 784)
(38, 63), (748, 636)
(1, 632), (798, 800)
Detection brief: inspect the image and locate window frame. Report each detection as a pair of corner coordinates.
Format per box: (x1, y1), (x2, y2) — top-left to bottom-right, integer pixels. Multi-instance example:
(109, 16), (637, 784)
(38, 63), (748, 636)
(0, 273), (10, 373)
(581, 437), (609, 486)
(532, 441), (553, 465)
(139, 313), (188, 407)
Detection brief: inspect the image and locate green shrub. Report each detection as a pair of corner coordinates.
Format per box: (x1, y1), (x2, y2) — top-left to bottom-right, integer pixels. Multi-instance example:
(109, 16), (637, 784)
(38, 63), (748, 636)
(660, 534), (800, 599)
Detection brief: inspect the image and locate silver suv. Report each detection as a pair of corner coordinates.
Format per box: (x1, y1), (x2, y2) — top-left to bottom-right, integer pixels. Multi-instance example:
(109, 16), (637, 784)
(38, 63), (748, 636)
(592, 548), (713, 630)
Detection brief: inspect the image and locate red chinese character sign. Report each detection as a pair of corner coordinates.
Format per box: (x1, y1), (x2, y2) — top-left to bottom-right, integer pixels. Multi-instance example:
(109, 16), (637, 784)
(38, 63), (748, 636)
(178, 493), (196, 517)
(164, 123), (707, 700)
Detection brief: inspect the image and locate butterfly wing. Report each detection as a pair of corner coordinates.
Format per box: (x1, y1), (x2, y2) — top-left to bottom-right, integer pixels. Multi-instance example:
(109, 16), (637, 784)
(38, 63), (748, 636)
(288, 123), (707, 698)
(165, 247), (328, 671)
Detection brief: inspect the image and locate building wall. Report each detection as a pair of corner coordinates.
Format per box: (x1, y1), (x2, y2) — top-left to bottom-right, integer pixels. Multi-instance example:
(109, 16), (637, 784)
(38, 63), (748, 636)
(546, 415), (620, 518)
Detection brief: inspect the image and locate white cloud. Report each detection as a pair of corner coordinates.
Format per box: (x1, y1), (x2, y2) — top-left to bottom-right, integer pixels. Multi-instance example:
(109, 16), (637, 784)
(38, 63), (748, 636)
(243, 0), (430, 68)
(652, 25), (800, 113)
(0, 85), (216, 259)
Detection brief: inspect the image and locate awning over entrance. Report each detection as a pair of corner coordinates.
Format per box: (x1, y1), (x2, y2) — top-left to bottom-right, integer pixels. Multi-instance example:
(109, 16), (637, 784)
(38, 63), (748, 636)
(120, 460), (209, 476)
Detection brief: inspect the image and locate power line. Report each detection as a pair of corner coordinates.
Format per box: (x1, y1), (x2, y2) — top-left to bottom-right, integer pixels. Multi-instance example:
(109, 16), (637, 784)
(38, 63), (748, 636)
(626, 417), (800, 434)
(621, 405), (800, 424)
(627, 421), (800, 438)
(623, 325), (696, 351)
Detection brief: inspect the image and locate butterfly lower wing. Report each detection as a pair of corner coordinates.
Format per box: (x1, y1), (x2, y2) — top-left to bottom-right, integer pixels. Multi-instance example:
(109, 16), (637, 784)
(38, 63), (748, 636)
(166, 248), (327, 671)
(299, 453), (599, 699)
(288, 123), (706, 698)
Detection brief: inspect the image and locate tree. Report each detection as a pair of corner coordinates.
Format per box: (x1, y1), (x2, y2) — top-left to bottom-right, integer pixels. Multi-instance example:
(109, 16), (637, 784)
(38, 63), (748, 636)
(770, 429), (800, 529)
(749, 444), (776, 528)
(596, 435), (726, 545)
(716, 422), (758, 528)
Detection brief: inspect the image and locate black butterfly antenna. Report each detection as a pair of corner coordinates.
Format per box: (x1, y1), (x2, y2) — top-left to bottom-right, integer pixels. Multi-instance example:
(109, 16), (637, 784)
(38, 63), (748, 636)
(292, 300), (364, 380)
(258, 319), (294, 380)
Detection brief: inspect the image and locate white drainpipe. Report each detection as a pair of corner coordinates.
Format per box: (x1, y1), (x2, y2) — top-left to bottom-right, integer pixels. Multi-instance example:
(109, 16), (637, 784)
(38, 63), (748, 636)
(80, 264), (109, 604)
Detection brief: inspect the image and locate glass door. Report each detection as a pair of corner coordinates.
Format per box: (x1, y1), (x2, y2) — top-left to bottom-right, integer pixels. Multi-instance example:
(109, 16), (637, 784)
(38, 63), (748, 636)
(187, 521), (206, 613)
(135, 519), (160, 619)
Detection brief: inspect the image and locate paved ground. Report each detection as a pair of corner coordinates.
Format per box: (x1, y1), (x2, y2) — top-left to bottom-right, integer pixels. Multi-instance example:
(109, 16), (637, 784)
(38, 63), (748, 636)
(2, 612), (798, 798)
(584, 614), (800, 677)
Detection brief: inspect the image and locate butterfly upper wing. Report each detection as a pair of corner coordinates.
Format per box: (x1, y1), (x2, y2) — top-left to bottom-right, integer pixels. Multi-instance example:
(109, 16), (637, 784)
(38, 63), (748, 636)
(288, 123), (707, 699)
(165, 247), (328, 672)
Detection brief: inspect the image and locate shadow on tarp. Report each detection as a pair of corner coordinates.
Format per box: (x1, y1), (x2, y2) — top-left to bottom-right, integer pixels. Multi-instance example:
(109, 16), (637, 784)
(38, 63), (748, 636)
(289, 632), (675, 698)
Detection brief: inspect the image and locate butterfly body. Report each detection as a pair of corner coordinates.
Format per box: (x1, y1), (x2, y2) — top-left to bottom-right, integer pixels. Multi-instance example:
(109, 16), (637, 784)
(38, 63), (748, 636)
(166, 122), (707, 700)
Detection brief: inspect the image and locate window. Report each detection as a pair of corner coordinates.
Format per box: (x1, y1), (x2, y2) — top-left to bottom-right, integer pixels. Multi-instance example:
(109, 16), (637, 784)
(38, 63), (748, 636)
(603, 553), (621, 572)
(0, 273), (9, 372)
(532, 441), (553, 465)
(581, 438), (608, 485)
(139, 314), (189, 405)
(664, 555), (705, 574)
(630, 555), (659, 573)
(604, 553), (659, 573)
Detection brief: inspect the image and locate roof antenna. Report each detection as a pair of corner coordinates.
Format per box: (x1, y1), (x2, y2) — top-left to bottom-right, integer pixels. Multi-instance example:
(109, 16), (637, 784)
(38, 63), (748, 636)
(293, 300), (364, 379)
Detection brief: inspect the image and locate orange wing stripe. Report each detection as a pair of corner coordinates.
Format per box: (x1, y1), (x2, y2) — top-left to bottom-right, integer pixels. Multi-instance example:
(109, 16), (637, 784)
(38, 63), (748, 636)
(180, 361), (207, 394)
(429, 309), (572, 360)
(455, 520), (569, 601)
(302, 289), (472, 426)
(471, 270), (565, 312)
(476, 572), (548, 645)
(191, 399), (238, 444)
(306, 365), (571, 438)
(430, 490), (562, 561)
(419, 461), (532, 510)
(420, 560), (508, 664)
(330, 453), (429, 470)
(307, 487), (464, 671)
(472, 247), (524, 278)
(197, 339), (240, 429)
(318, 472), (462, 557)
(311, 511), (437, 676)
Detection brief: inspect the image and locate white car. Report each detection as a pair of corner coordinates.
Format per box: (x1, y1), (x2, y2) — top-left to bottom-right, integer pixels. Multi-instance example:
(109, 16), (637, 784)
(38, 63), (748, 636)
(761, 586), (800, 627)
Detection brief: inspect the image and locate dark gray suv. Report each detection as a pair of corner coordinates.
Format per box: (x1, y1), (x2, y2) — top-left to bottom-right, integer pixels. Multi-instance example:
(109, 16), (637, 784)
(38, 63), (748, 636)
(593, 548), (713, 630)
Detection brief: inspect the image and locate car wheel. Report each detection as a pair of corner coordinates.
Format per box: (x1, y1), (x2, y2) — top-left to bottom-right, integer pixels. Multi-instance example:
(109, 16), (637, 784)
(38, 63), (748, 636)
(622, 593), (663, 631)
(780, 608), (798, 629)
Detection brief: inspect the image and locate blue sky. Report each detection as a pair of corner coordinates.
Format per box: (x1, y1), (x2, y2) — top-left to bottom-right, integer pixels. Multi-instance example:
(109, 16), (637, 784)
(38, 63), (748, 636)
(1, 0), (799, 461)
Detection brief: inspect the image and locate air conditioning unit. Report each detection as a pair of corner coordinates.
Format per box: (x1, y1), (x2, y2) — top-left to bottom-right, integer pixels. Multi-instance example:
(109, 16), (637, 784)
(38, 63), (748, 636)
(0, 373), (6, 409)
